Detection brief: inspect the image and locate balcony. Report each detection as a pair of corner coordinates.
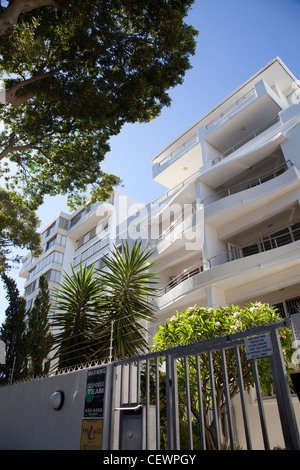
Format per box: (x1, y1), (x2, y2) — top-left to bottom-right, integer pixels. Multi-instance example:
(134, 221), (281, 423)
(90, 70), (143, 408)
(202, 160), (292, 206)
(151, 132), (203, 188)
(205, 88), (256, 130)
(211, 223), (300, 267)
(156, 223), (300, 309)
(204, 164), (300, 235)
(68, 200), (113, 239)
(204, 79), (285, 160)
(152, 132), (199, 170)
(210, 116), (280, 167)
(157, 261), (204, 297)
(151, 169), (200, 207)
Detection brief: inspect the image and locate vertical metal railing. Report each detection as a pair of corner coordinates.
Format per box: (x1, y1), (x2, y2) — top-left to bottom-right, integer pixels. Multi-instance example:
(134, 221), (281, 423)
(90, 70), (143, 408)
(112, 320), (300, 450)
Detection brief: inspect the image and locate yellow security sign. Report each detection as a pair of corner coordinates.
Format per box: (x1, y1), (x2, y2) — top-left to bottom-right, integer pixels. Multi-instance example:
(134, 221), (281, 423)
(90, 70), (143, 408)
(80, 419), (103, 450)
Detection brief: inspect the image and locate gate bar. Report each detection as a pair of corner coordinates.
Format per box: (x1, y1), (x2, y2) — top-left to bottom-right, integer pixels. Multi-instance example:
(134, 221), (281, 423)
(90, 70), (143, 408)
(208, 351), (221, 449)
(252, 359), (270, 450)
(270, 329), (300, 450)
(221, 349), (235, 449)
(184, 356), (193, 450)
(155, 356), (161, 450)
(195, 353), (206, 450)
(234, 346), (252, 450)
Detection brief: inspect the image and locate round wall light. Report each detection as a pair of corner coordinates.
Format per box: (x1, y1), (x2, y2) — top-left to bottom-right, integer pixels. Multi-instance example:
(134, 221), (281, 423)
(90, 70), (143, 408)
(49, 390), (65, 411)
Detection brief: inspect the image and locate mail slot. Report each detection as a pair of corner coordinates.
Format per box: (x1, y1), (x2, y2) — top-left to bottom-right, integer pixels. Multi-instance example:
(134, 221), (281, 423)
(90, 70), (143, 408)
(117, 404), (156, 450)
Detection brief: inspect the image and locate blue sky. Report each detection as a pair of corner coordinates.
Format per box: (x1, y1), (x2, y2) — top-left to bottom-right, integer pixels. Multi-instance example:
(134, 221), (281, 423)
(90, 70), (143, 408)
(1, 0), (300, 324)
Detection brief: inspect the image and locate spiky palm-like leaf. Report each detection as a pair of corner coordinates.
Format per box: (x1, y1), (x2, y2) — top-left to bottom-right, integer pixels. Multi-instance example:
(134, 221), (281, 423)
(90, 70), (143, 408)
(51, 264), (100, 369)
(96, 241), (158, 361)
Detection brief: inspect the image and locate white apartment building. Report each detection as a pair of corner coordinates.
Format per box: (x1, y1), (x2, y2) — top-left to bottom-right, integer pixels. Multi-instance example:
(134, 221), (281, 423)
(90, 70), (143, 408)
(140, 56), (300, 337)
(21, 57), (300, 334)
(20, 190), (141, 311)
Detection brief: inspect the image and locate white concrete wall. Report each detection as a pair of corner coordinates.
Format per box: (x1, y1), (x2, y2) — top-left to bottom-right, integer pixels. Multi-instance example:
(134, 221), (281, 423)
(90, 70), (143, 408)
(0, 369), (88, 450)
(233, 390), (300, 450)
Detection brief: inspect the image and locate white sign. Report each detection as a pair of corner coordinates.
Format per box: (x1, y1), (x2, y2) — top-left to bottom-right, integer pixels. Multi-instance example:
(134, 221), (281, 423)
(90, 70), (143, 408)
(245, 333), (273, 360)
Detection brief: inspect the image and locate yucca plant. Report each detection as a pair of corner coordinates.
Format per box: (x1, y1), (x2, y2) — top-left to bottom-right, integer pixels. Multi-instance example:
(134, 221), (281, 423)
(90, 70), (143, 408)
(96, 241), (158, 361)
(51, 264), (101, 369)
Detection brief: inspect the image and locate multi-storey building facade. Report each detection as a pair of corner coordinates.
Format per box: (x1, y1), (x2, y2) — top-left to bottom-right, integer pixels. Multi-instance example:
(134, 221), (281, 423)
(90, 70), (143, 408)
(20, 190), (140, 311)
(142, 56), (300, 337)
(20, 56), (300, 333)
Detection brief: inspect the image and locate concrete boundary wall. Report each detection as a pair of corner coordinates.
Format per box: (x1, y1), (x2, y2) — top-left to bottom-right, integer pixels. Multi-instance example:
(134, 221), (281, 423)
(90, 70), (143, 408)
(0, 369), (88, 450)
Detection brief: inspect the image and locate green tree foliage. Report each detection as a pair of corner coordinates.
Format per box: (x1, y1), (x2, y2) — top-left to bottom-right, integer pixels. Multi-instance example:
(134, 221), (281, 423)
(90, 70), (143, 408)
(51, 264), (101, 369)
(0, 0), (197, 209)
(153, 303), (294, 449)
(0, 273), (28, 383)
(96, 241), (158, 361)
(0, 187), (41, 272)
(26, 274), (53, 377)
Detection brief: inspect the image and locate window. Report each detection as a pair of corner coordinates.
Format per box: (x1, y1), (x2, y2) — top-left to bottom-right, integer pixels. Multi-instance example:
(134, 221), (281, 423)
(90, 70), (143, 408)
(76, 225), (97, 250)
(70, 205), (92, 228)
(81, 246), (93, 262)
(273, 302), (285, 318)
(45, 236), (56, 251)
(90, 226), (97, 239)
(24, 280), (37, 296)
(44, 234), (66, 252)
(98, 257), (107, 270)
(58, 217), (69, 231)
(292, 223), (300, 241)
(42, 221), (56, 241)
(44, 269), (61, 283)
(273, 296), (300, 318)
(286, 297), (300, 316)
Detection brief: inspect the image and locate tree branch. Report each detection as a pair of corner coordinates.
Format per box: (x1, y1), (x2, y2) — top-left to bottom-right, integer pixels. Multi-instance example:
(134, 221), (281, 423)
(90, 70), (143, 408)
(0, 140), (35, 161)
(0, 0), (65, 36)
(5, 68), (61, 106)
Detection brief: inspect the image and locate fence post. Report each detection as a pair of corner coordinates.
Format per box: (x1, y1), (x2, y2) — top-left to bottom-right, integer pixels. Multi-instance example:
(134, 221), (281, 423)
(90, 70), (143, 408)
(165, 354), (180, 450)
(102, 363), (114, 450)
(270, 329), (300, 450)
(291, 313), (300, 370)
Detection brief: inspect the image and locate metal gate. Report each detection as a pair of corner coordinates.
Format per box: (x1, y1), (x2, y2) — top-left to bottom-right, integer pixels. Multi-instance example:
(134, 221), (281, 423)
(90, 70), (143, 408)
(111, 320), (300, 450)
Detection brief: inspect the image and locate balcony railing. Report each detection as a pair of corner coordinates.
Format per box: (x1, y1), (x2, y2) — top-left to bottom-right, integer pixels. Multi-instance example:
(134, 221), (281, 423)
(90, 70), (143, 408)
(151, 169), (200, 206)
(211, 115), (280, 166)
(69, 201), (101, 229)
(153, 132), (198, 168)
(157, 205), (196, 243)
(201, 160), (293, 206)
(211, 224), (300, 267)
(205, 88), (256, 129)
(156, 224), (300, 298)
(157, 261), (204, 297)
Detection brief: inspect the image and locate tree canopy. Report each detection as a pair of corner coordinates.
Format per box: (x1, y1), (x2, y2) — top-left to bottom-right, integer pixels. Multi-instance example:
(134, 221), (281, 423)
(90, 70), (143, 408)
(0, 272), (27, 382)
(0, 186), (41, 272)
(0, 0), (197, 209)
(26, 274), (53, 376)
